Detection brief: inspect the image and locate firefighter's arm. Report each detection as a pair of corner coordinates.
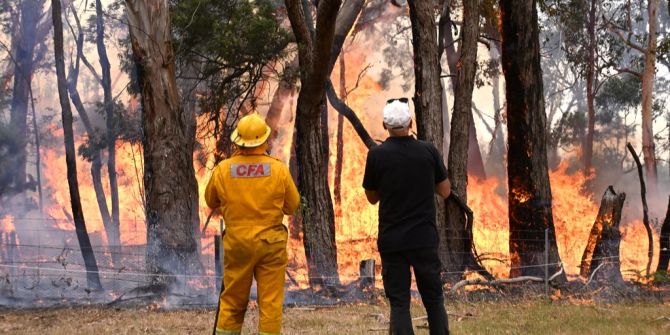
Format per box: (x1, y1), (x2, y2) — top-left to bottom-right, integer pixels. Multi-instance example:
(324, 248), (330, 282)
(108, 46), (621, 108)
(283, 167), (300, 215)
(204, 167), (223, 209)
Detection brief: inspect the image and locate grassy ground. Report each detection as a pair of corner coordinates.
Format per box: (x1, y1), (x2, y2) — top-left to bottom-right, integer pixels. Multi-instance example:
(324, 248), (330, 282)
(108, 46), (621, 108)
(1, 299), (669, 334)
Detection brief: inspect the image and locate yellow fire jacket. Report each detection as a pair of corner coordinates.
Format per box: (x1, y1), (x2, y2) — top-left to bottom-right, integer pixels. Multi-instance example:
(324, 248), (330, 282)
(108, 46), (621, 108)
(205, 150), (300, 230)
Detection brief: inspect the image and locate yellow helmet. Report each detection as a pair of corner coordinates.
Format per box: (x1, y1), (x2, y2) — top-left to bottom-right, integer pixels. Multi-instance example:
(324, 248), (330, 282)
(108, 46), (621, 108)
(230, 113), (272, 148)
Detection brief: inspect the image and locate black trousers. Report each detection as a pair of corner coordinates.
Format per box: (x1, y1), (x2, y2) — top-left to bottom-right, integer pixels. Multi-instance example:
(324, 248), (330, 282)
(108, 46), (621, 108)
(381, 248), (449, 335)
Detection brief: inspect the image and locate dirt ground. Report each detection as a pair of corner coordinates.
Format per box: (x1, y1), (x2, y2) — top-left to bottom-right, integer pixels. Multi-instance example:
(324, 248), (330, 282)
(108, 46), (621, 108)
(1, 299), (670, 334)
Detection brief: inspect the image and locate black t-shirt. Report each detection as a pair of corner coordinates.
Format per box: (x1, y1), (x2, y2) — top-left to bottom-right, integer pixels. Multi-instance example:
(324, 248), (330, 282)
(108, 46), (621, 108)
(362, 136), (448, 253)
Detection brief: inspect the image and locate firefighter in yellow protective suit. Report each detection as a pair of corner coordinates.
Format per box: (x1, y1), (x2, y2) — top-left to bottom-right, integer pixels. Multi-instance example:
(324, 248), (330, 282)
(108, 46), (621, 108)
(205, 113), (300, 335)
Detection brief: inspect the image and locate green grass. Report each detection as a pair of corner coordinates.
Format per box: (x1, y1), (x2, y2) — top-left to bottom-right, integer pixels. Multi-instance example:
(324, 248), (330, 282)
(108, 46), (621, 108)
(1, 299), (669, 334)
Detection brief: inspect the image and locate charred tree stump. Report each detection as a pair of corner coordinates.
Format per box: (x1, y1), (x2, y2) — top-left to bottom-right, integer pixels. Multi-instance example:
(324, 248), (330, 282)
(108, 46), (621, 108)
(627, 143), (654, 276)
(656, 196), (670, 273)
(580, 186), (625, 284)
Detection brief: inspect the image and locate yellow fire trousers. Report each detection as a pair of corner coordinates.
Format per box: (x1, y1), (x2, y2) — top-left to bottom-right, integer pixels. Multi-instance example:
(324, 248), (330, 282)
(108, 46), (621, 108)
(216, 224), (288, 335)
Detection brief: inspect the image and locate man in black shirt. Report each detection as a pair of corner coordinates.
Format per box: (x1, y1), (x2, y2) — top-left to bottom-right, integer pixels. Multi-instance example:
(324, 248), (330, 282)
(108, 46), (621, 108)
(363, 98), (451, 335)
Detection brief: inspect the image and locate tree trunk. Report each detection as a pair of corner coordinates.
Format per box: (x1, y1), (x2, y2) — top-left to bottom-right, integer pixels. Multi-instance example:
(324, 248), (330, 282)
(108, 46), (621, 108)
(443, 0), (479, 281)
(641, 0), (659, 185)
(295, 103), (339, 288)
(656, 196), (670, 272)
(65, 9), (119, 266)
(124, 0), (202, 288)
(334, 55), (346, 215)
(10, 0), (41, 192)
(320, 99), (329, 169)
(288, 127), (301, 241)
(439, 2), (486, 179)
(407, 0), (448, 269)
(68, 68), (115, 255)
(467, 113), (486, 178)
(499, 0), (565, 279)
(29, 84), (43, 213)
(52, 0), (102, 290)
(580, 186), (625, 284)
(95, 0), (121, 253)
(583, 0), (597, 173)
(285, 0), (343, 288)
(627, 143), (654, 276)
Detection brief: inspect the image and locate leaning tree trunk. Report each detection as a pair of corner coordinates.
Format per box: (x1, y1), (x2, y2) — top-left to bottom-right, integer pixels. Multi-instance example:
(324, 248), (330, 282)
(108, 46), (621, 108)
(10, 0), (41, 192)
(580, 186), (625, 285)
(95, 0), (121, 255)
(627, 143), (654, 276)
(407, 0), (447, 269)
(52, 0), (102, 290)
(641, 0), (659, 185)
(657, 196), (670, 273)
(443, 0), (480, 281)
(125, 0), (202, 288)
(499, 0), (565, 280)
(285, 0), (343, 288)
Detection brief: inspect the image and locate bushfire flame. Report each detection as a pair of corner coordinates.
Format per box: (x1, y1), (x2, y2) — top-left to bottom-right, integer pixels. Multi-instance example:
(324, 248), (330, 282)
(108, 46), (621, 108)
(2, 23), (659, 290)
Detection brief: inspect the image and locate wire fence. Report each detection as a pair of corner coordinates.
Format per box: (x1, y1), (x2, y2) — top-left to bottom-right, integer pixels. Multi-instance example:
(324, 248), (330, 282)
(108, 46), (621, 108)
(0, 218), (659, 308)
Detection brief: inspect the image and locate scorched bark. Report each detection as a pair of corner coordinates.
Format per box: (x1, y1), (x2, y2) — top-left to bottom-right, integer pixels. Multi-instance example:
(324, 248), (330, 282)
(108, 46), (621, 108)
(499, 0), (565, 279)
(285, 0), (342, 288)
(580, 186), (625, 284)
(444, 0), (482, 281)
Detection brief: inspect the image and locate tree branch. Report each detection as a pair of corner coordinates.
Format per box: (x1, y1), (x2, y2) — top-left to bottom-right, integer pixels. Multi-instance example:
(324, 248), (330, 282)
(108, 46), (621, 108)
(606, 21), (646, 54)
(617, 67), (642, 78)
(325, 79), (376, 148)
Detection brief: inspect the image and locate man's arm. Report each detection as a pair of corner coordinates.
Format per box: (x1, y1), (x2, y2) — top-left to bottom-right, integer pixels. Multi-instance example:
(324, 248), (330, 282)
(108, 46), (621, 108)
(365, 189), (380, 204)
(362, 149), (380, 204)
(436, 178), (451, 199)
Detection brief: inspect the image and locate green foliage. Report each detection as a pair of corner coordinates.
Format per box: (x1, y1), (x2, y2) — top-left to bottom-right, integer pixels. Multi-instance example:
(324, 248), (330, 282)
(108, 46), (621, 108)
(550, 109), (587, 149)
(171, 0), (290, 112)
(595, 74), (642, 111)
(77, 99), (141, 162)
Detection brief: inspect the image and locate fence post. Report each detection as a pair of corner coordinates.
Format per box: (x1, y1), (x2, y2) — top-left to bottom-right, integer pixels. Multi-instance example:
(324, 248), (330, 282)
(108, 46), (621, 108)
(215, 234), (222, 292)
(544, 228), (549, 296)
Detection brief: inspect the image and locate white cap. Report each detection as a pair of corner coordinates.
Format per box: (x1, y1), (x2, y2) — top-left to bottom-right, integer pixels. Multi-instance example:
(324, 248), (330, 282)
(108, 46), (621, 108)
(383, 99), (411, 129)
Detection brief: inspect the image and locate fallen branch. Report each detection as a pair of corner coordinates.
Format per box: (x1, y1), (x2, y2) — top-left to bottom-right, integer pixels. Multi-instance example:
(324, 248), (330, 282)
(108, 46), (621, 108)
(626, 143), (654, 277)
(451, 265), (564, 293)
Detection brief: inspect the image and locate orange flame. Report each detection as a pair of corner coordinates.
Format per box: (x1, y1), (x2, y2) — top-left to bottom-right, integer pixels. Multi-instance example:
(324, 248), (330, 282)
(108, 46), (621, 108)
(1, 215), (15, 233)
